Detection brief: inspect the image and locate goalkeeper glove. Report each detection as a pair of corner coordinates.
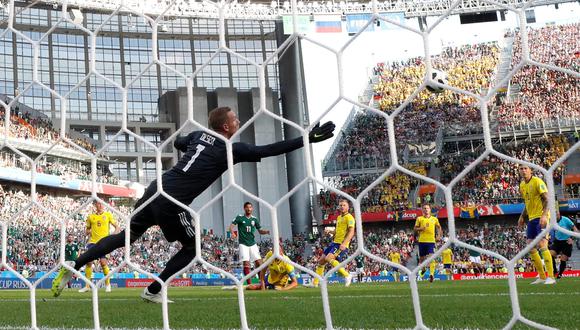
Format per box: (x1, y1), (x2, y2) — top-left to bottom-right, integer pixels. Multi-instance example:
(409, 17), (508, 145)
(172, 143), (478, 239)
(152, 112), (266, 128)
(309, 121), (335, 143)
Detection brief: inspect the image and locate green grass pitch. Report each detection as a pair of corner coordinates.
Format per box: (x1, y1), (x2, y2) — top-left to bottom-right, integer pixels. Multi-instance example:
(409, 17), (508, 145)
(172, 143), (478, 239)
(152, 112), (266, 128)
(0, 278), (578, 329)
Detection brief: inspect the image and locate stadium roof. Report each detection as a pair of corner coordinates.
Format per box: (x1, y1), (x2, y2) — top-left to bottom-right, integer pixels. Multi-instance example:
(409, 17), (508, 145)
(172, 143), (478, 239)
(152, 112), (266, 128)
(28, 0), (577, 20)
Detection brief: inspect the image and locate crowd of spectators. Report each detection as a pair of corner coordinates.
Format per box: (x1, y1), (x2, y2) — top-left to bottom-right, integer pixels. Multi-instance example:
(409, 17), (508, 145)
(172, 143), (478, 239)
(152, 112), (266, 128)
(373, 43), (498, 111)
(321, 132), (571, 218)
(355, 227), (416, 274)
(325, 42), (499, 173)
(329, 114), (390, 171)
(0, 105), (121, 185)
(451, 224), (534, 274)
(0, 151), (119, 185)
(0, 187), (329, 277)
(0, 183), (420, 278)
(319, 163), (427, 217)
(325, 23), (576, 182)
(1, 107), (98, 154)
(374, 43), (497, 142)
(497, 24), (579, 127)
(1, 182), (570, 279)
(439, 134), (570, 205)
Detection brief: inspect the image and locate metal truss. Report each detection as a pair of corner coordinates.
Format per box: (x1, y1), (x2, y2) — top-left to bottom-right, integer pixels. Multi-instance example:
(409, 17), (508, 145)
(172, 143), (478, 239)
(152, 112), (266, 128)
(33, 0), (578, 20)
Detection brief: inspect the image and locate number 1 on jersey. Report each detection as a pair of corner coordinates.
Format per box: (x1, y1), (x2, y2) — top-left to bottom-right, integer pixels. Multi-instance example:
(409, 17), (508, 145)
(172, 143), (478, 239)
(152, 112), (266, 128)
(182, 144), (205, 172)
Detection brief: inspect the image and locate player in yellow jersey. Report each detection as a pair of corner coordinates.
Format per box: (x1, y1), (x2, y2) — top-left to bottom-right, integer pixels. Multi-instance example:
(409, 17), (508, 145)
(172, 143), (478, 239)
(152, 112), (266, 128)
(307, 199), (354, 288)
(414, 204), (442, 283)
(388, 248), (402, 282)
(518, 164), (555, 285)
(79, 201), (120, 293)
(245, 245), (298, 291)
(441, 246), (453, 280)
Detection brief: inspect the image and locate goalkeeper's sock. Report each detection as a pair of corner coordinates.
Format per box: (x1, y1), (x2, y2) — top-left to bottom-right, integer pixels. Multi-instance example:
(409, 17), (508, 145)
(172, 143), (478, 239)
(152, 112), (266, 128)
(85, 264), (92, 287)
(330, 260), (349, 278)
(530, 250), (546, 279)
(243, 266), (252, 285)
(559, 260), (567, 276)
(313, 265), (325, 286)
(74, 232), (126, 271)
(103, 265), (111, 286)
(148, 244), (195, 295)
(540, 248), (554, 278)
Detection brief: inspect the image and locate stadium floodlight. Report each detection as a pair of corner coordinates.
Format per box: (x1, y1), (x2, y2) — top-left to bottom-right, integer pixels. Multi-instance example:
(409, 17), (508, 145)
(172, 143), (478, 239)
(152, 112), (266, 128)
(70, 8), (83, 25)
(158, 23), (168, 32)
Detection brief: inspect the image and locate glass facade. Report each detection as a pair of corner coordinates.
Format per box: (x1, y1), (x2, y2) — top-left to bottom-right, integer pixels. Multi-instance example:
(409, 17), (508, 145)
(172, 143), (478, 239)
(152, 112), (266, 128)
(0, 4), (281, 183)
(0, 5), (280, 123)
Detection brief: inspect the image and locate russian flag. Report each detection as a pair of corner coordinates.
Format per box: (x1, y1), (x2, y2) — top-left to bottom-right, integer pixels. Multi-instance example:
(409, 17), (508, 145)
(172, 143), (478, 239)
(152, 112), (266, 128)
(315, 20), (342, 33)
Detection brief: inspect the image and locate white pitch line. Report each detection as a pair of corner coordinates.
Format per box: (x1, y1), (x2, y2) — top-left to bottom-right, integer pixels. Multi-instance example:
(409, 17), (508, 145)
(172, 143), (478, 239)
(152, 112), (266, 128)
(1, 291), (578, 303)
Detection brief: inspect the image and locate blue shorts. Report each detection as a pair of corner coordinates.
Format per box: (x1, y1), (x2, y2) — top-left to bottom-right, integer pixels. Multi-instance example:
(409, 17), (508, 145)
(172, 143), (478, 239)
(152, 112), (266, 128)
(85, 243), (107, 259)
(324, 243), (349, 262)
(444, 264), (452, 269)
(264, 274), (275, 290)
(526, 218), (542, 240)
(418, 242), (435, 257)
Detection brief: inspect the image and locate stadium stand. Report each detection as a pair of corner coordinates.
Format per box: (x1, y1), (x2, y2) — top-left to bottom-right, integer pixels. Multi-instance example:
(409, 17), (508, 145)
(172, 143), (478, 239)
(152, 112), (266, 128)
(1, 24), (578, 286)
(439, 134), (571, 205)
(315, 24), (579, 282)
(497, 23), (579, 128)
(319, 164), (427, 217)
(0, 105), (97, 153)
(0, 150), (118, 184)
(322, 25), (579, 213)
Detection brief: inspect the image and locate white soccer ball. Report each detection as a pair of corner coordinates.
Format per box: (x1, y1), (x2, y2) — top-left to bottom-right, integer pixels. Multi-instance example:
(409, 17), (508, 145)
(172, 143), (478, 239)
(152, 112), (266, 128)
(426, 69), (448, 93)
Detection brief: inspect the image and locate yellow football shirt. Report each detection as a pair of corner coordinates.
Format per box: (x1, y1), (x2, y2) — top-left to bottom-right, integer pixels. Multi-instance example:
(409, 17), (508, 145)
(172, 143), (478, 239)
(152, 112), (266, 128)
(264, 250), (295, 285)
(389, 252), (401, 264)
(415, 216), (440, 243)
(334, 213), (355, 247)
(519, 176), (549, 221)
(86, 212), (117, 244)
(442, 248), (453, 264)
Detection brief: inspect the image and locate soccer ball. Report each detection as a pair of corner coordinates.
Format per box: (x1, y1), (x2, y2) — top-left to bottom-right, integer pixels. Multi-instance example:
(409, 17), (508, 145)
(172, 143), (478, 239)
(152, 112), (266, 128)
(426, 69), (448, 93)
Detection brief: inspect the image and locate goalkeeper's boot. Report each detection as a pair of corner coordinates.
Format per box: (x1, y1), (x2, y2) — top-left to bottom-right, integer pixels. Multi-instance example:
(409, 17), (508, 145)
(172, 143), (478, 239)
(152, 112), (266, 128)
(51, 262), (74, 297)
(141, 288), (174, 304)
